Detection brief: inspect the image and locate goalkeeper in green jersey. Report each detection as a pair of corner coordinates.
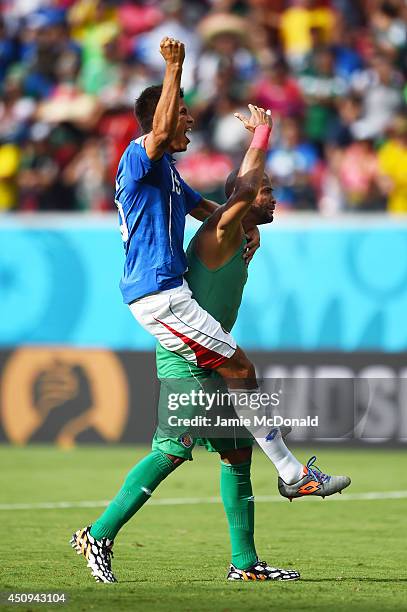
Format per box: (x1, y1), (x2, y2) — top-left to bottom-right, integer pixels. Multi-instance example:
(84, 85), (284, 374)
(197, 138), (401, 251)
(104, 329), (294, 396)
(70, 105), (349, 584)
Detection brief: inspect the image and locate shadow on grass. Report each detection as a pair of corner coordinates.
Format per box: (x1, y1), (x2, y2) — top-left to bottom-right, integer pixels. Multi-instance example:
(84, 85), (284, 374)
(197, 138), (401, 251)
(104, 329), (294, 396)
(119, 579), (215, 584)
(303, 578), (407, 583)
(118, 577), (407, 585)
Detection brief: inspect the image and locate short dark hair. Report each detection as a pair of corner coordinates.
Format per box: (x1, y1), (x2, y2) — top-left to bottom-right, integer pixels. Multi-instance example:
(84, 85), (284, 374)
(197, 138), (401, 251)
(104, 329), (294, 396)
(134, 85), (184, 133)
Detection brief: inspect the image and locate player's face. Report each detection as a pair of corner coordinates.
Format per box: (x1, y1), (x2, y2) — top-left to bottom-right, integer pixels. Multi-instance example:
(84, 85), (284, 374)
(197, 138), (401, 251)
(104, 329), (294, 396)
(168, 101), (194, 153)
(251, 175), (276, 224)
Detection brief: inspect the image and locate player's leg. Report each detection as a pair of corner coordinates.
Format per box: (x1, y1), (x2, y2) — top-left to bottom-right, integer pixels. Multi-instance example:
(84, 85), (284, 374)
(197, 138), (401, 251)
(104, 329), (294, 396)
(215, 349), (351, 497)
(129, 283), (302, 481)
(217, 443), (300, 581)
(219, 446), (257, 572)
(70, 435), (191, 583)
(129, 279), (241, 371)
(215, 349), (304, 484)
(215, 346), (257, 388)
(89, 450), (184, 542)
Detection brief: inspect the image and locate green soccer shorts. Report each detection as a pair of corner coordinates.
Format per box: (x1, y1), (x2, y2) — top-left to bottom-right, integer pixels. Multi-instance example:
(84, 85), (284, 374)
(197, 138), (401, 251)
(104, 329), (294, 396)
(154, 364), (254, 460)
(152, 430), (254, 461)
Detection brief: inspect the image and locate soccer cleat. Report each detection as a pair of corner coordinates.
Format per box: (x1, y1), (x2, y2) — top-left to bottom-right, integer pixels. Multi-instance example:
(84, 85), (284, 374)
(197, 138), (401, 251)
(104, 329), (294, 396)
(278, 455), (351, 501)
(227, 560), (300, 581)
(70, 525), (117, 583)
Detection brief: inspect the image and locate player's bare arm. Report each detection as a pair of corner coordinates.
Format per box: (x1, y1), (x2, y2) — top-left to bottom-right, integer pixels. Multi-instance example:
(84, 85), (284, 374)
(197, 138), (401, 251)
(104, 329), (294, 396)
(218, 105), (272, 232)
(194, 105), (272, 268)
(144, 37), (185, 161)
(189, 198), (259, 263)
(189, 197), (219, 221)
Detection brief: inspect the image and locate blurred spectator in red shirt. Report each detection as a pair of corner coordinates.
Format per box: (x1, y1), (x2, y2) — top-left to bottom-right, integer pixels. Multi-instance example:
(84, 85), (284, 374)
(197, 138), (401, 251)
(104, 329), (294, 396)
(177, 144), (233, 202)
(338, 139), (385, 210)
(251, 56), (304, 118)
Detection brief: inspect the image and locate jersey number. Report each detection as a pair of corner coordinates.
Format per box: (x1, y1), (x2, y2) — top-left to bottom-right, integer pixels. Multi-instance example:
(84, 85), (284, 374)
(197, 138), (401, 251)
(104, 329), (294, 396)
(115, 199), (129, 242)
(170, 167), (181, 195)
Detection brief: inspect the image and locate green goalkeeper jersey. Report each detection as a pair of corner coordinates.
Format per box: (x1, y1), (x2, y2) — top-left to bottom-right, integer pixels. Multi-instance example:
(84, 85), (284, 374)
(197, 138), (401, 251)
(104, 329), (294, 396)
(156, 228), (248, 379)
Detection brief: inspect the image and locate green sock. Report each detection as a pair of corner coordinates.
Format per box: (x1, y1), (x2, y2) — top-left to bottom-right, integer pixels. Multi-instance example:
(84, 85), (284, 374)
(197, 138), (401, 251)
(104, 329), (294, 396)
(90, 451), (175, 541)
(220, 460), (257, 570)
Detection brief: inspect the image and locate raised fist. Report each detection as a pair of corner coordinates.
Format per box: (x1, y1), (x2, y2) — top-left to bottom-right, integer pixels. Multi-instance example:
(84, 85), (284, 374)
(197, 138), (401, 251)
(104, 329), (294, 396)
(234, 104), (273, 133)
(160, 37), (185, 66)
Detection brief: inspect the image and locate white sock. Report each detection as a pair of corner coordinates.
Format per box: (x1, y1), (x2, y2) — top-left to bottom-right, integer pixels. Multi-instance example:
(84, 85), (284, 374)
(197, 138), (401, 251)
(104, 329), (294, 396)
(229, 388), (304, 485)
(255, 429), (304, 485)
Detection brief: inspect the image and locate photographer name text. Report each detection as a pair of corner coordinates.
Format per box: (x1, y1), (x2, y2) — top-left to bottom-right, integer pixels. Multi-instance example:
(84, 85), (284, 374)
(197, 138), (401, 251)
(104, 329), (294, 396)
(167, 415), (319, 428)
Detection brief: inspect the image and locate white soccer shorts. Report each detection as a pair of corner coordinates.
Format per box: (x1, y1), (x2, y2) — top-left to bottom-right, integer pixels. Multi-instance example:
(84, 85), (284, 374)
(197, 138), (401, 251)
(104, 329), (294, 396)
(129, 279), (237, 369)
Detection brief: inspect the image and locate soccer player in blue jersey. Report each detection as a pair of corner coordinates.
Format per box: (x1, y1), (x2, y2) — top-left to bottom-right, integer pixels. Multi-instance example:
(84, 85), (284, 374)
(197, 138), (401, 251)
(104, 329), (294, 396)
(113, 38), (311, 482)
(114, 37), (260, 387)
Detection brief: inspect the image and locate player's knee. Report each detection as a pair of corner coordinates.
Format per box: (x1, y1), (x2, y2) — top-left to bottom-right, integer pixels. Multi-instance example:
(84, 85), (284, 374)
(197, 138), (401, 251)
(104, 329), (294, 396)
(218, 347), (255, 380)
(165, 453), (186, 467)
(220, 447), (252, 465)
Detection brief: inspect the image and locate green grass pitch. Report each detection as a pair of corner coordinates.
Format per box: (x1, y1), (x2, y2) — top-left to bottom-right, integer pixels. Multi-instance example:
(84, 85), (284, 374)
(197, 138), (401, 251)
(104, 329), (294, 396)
(1, 445), (407, 611)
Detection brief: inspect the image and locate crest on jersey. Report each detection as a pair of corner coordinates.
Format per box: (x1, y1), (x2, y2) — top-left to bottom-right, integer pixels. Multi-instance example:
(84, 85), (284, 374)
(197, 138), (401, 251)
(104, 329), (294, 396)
(178, 433), (193, 448)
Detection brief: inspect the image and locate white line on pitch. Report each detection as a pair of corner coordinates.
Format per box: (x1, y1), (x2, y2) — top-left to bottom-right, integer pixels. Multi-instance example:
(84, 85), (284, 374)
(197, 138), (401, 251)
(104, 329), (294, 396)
(0, 490), (406, 511)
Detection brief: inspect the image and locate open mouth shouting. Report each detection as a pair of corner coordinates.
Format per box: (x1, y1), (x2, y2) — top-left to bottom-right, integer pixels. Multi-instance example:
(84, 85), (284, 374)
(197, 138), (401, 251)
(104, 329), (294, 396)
(184, 127), (192, 144)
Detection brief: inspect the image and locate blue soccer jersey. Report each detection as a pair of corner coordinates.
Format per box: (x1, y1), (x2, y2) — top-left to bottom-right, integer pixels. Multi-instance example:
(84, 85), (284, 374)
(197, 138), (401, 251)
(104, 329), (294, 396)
(115, 136), (202, 303)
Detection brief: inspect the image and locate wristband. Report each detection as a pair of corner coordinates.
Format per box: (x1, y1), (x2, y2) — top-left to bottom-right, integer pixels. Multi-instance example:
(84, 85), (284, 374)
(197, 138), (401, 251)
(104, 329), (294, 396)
(250, 124), (272, 151)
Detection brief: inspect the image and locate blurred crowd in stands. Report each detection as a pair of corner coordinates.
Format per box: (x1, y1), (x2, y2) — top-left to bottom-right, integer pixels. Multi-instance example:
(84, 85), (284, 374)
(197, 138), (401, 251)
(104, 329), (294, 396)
(0, 0), (406, 214)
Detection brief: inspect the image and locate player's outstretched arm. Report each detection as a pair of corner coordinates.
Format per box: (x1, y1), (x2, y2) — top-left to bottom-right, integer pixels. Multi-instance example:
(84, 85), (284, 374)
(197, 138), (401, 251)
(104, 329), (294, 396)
(217, 105), (272, 232)
(144, 37), (185, 161)
(189, 197), (219, 221)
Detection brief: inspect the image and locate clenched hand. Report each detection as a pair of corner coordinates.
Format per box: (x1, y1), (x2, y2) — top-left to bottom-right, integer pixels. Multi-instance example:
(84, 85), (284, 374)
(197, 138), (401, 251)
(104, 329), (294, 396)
(160, 37), (185, 67)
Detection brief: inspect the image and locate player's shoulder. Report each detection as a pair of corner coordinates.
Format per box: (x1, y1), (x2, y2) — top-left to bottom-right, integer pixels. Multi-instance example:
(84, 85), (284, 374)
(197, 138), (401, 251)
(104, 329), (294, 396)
(126, 136), (147, 154)
(134, 135), (148, 147)
(120, 136), (153, 169)
(127, 135), (170, 164)
(120, 135), (149, 157)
